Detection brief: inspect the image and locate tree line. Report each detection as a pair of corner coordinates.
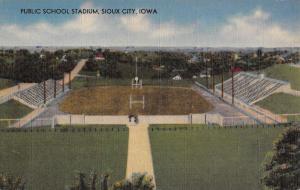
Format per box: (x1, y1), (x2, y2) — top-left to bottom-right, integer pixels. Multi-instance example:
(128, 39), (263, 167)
(0, 48), (285, 82)
(0, 172), (155, 190)
(83, 49), (280, 80)
(0, 49), (92, 83)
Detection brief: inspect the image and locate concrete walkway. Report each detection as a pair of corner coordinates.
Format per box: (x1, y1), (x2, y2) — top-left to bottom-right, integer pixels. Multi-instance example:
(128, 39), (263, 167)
(59, 59), (87, 85)
(126, 123), (156, 186)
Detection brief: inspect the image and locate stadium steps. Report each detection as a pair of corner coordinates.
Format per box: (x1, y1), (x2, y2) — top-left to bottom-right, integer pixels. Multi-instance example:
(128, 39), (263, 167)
(14, 79), (65, 108)
(215, 72), (289, 105)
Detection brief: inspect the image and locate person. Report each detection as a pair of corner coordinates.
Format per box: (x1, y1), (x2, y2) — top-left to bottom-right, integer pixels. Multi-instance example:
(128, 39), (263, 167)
(134, 115), (138, 124)
(128, 114), (133, 122)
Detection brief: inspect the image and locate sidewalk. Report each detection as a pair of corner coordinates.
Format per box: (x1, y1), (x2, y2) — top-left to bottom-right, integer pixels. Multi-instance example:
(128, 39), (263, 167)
(126, 123), (156, 187)
(59, 59), (87, 85)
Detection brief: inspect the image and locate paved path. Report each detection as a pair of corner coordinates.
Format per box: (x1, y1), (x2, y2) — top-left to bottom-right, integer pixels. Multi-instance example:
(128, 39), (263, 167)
(11, 107), (46, 128)
(126, 123), (156, 187)
(59, 59), (87, 85)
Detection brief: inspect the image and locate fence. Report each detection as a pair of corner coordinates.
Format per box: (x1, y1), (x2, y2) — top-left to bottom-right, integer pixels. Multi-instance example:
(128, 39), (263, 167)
(222, 116), (257, 126)
(0, 118), (53, 128)
(53, 114), (225, 126)
(0, 113), (262, 129)
(278, 113), (300, 122)
(0, 113), (291, 129)
(2, 113), (290, 129)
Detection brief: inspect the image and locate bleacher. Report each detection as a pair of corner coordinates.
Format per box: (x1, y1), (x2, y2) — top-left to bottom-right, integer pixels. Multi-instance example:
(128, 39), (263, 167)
(14, 79), (64, 108)
(215, 72), (289, 105)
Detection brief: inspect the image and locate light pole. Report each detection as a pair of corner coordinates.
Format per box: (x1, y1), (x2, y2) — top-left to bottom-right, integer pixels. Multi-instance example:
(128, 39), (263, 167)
(61, 57), (67, 93)
(62, 72), (65, 92)
(232, 53), (238, 105)
(40, 53), (46, 105)
(69, 71), (71, 90)
(257, 48), (262, 74)
(211, 54), (215, 93)
(221, 52), (225, 98)
(52, 57), (58, 98)
(205, 58), (209, 88)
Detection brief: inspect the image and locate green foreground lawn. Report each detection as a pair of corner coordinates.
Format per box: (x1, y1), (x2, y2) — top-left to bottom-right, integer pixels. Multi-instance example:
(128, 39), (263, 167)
(256, 93), (300, 121)
(0, 125), (128, 190)
(263, 64), (300, 90)
(149, 125), (284, 190)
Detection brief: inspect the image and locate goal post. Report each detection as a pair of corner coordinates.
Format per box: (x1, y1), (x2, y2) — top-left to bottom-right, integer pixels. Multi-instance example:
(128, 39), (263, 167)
(129, 94), (145, 109)
(131, 77), (143, 89)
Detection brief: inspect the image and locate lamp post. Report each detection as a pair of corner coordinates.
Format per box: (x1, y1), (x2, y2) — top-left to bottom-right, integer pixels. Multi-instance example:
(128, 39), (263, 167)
(221, 53), (225, 98)
(69, 71), (71, 89)
(205, 58), (209, 88)
(40, 53), (46, 105)
(232, 53), (238, 105)
(257, 48), (262, 74)
(211, 54), (215, 93)
(61, 57), (67, 92)
(53, 57), (59, 98)
(62, 73), (65, 92)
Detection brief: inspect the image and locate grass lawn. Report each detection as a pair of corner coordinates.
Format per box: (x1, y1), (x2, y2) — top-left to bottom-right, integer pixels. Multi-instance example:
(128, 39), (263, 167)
(263, 64), (300, 90)
(256, 93), (300, 121)
(256, 93), (300, 114)
(79, 70), (98, 76)
(149, 125), (284, 190)
(60, 86), (213, 115)
(0, 100), (32, 119)
(0, 125), (128, 190)
(0, 78), (16, 90)
(0, 100), (33, 128)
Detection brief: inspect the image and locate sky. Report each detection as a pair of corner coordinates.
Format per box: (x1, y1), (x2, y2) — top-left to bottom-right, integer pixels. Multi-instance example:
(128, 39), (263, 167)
(0, 0), (299, 47)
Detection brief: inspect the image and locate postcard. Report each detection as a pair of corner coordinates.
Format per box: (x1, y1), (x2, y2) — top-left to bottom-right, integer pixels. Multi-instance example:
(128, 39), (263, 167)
(0, 0), (299, 189)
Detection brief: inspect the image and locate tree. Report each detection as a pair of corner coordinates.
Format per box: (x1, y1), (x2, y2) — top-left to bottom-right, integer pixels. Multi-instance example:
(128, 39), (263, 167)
(69, 172), (155, 190)
(69, 172), (109, 190)
(84, 58), (99, 72)
(112, 173), (155, 190)
(262, 127), (300, 190)
(0, 49), (79, 83)
(100, 174), (109, 190)
(70, 172), (88, 190)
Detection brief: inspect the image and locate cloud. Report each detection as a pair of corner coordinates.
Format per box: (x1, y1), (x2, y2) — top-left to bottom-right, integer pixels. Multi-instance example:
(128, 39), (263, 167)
(0, 2), (195, 46)
(120, 15), (151, 33)
(120, 14), (195, 39)
(217, 8), (300, 47)
(62, 2), (107, 34)
(0, 4), (299, 47)
(151, 22), (195, 39)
